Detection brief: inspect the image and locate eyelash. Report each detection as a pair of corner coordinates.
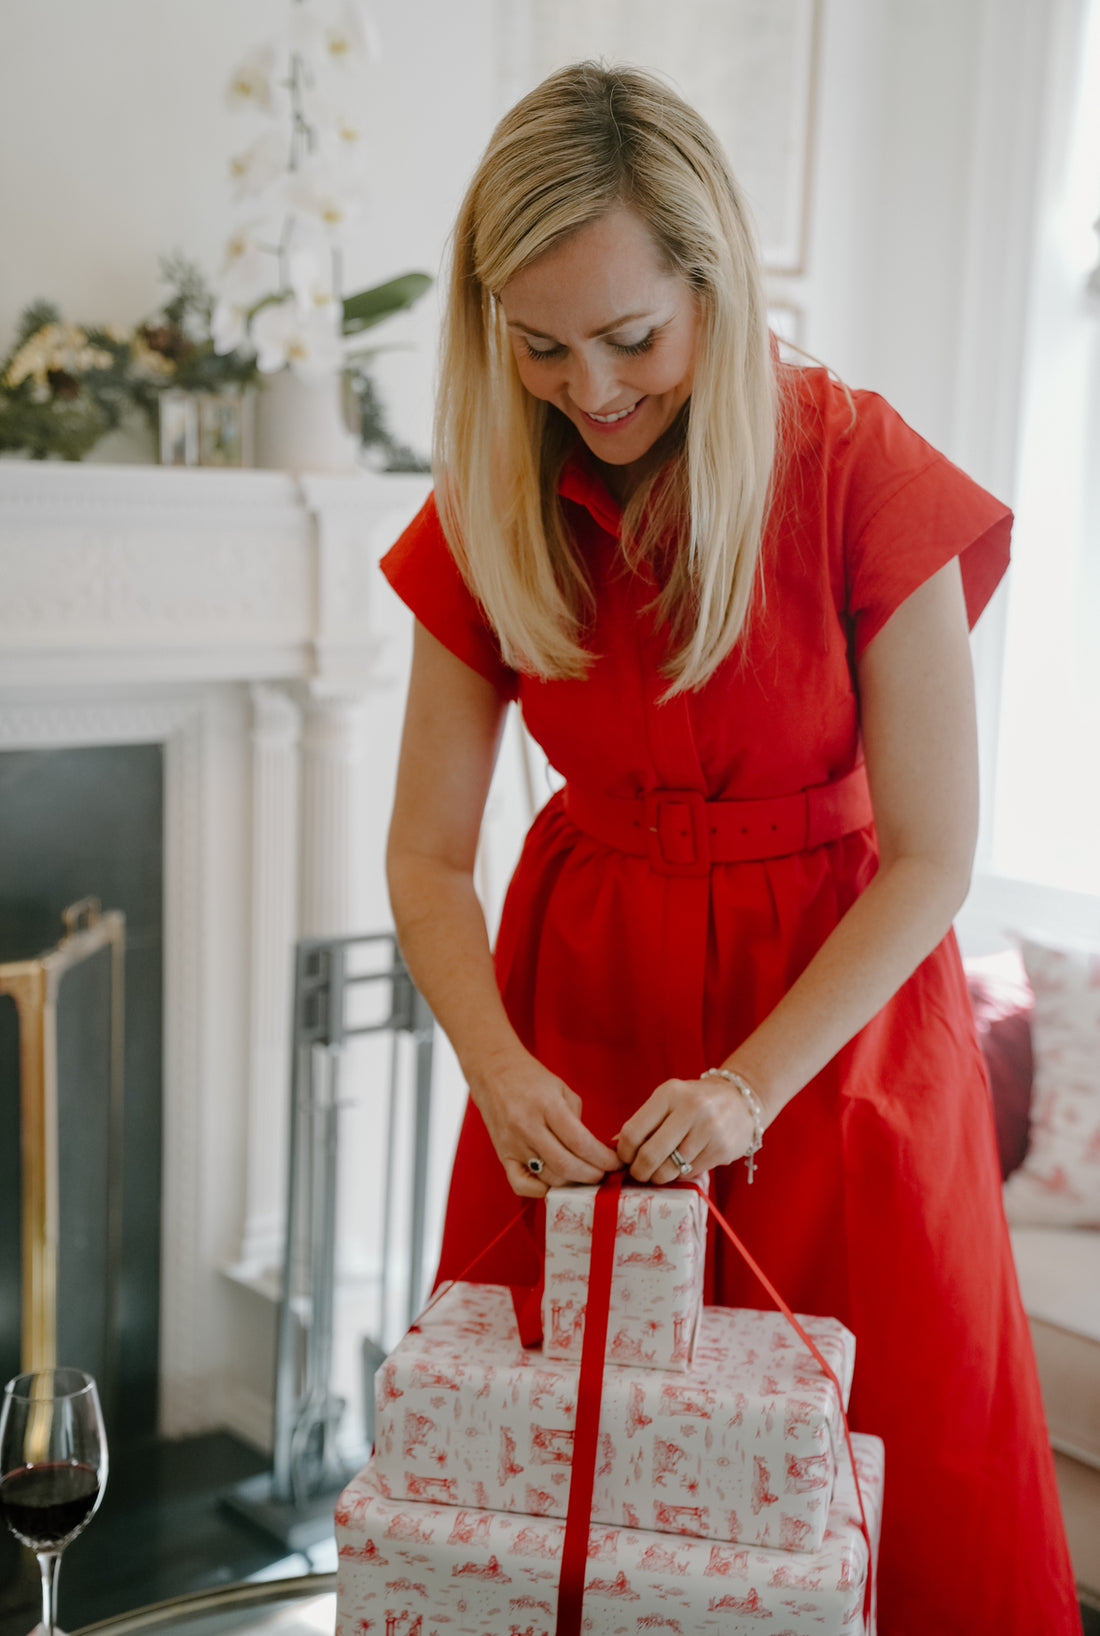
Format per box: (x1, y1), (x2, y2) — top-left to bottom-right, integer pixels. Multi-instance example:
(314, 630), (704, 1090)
(523, 333), (656, 363)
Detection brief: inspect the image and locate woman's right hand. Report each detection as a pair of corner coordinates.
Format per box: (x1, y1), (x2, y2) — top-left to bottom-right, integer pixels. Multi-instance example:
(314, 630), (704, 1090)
(470, 1053), (622, 1197)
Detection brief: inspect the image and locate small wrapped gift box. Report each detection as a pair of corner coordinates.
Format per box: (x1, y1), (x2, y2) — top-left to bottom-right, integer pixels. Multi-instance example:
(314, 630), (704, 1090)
(374, 1282), (855, 1552)
(543, 1182), (706, 1371)
(336, 1432), (883, 1636)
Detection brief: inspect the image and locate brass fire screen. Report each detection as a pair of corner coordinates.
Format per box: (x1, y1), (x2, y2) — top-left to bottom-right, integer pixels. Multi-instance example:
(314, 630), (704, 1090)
(0, 899), (125, 1399)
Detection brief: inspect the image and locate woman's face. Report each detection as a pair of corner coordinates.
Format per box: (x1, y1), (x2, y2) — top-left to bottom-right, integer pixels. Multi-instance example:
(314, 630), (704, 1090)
(499, 208), (701, 497)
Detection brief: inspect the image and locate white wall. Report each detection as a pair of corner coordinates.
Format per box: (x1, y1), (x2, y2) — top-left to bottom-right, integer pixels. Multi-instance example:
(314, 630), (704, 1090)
(795, 0), (992, 454)
(861, 0), (989, 446)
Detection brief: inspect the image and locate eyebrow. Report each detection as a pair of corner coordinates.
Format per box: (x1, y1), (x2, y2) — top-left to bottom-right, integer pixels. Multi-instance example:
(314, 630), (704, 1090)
(505, 310), (660, 341)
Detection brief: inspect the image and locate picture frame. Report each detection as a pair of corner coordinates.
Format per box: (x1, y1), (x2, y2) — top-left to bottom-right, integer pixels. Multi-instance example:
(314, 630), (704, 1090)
(494, 0), (822, 274)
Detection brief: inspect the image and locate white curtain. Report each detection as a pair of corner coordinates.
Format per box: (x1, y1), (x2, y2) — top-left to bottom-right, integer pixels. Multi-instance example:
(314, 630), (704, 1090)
(992, 0), (1100, 896)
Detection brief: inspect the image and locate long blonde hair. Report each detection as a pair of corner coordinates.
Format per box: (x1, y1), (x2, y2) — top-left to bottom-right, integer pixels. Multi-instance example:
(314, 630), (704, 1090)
(435, 62), (779, 694)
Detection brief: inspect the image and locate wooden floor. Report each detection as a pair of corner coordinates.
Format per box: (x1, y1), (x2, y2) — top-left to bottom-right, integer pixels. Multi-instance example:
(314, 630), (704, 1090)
(0, 1433), (323, 1636)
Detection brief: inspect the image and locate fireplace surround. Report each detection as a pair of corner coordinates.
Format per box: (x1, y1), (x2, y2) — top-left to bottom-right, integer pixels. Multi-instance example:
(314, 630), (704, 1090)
(0, 461), (431, 1448)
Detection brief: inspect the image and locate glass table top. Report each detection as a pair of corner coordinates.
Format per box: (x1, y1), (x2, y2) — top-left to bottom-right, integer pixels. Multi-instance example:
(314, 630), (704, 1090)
(73, 1576), (336, 1636)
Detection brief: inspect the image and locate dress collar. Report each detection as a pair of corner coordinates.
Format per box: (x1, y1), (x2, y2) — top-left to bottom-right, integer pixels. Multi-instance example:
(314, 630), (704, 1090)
(558, 448), (623, 539)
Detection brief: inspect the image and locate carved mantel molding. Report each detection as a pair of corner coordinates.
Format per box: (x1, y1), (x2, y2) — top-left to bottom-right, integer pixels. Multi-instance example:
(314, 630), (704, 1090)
(0, 462), (428, 690)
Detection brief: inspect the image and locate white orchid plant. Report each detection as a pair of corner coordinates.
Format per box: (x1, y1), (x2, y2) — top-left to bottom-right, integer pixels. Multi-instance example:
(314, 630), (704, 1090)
(213, 0), (429, 380)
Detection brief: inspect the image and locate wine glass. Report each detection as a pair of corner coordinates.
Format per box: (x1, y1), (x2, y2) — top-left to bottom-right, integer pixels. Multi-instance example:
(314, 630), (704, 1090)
(0, 1369), (108, 1636)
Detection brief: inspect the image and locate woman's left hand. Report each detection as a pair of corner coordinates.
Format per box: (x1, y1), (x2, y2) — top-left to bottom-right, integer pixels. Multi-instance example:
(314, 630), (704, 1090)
(616, 1074), (759, 1184)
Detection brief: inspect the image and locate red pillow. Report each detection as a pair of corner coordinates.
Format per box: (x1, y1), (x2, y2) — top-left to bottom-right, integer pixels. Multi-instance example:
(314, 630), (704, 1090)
(966, 954), (1035, 1181)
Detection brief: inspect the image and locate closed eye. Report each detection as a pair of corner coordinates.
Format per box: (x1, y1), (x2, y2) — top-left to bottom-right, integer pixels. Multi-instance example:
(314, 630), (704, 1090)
(521, 332), (656, 363)
(611, 334), (654, 357)
(522, 340), (567, 362)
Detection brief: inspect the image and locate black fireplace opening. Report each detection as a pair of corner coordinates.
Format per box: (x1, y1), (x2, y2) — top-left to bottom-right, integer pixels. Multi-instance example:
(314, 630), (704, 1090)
(0, 742), (164, 1441)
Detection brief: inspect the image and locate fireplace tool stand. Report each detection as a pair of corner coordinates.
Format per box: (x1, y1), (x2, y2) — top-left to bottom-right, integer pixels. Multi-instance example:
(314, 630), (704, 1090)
(225, 931), (434, 1552)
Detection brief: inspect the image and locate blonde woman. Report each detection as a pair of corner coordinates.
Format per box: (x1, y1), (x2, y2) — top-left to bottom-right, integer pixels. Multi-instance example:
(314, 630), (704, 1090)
(384, 62), (1079, 1636)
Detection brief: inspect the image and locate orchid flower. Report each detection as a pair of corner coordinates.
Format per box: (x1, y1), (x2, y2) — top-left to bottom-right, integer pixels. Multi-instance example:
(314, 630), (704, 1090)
(252, 298), (344, 378)
(212, 299), (252, 357)
(287, 247), (339, 321)
(325, 2), (380, 68)
(229, 131), (289, 202)
(218, 221), (275, 303)
(226, 45), (277, 113)
(284, 156), (365, 237)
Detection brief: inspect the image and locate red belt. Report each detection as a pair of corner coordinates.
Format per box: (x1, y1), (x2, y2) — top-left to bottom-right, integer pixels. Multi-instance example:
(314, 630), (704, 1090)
(562, 764), (874, 877)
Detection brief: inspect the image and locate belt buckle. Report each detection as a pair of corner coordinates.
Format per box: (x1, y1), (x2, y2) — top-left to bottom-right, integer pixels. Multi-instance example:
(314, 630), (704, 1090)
(644, 790), (710, 878)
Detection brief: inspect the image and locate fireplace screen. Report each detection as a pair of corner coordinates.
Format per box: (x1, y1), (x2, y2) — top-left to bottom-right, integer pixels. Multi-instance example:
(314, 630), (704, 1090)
(0, 900), (125, 1424)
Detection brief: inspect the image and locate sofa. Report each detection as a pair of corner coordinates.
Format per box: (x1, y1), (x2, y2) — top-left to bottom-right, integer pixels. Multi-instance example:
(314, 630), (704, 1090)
(1010, 1226), (1100, 1592)
(968, 943), (1100, 1597)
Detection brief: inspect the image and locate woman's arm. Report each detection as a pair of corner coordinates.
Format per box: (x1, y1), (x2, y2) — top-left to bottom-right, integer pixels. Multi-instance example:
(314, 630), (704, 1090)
(618, 556), (979, 1182)
(387, 620), (620, 1196)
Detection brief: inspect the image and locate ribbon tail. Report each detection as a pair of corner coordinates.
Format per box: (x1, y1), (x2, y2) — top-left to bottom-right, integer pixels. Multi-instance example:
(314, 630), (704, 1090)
(509, 1273), (545, 1348)
(409, 1198), (534, 1332)
(694, 1184), (876, 1631)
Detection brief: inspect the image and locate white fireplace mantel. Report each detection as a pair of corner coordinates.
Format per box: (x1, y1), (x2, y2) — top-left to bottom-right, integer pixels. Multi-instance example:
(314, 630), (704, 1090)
(0, 461), (431, 691)
(0, 460), (431, 1444)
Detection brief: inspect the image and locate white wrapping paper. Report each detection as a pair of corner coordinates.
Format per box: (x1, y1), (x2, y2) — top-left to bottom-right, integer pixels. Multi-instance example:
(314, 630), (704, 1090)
(336, 1432), (883, 1636)
(375, 1282), (855, 1552)
(542, 1183), (707, 1372)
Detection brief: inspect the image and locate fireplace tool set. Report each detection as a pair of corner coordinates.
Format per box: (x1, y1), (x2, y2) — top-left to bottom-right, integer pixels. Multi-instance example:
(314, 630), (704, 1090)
(226, 930), (435, 1552)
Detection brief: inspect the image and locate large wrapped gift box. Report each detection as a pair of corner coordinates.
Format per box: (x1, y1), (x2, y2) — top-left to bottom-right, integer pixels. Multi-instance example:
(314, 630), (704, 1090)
(374, 1282), (855, 1552)
(336, 1431), (883, 1636)
(542, 1182), (706, 1371)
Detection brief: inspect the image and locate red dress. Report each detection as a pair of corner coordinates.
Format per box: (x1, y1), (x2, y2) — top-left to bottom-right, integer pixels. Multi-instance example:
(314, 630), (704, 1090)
(381, 368), (1081, 1635)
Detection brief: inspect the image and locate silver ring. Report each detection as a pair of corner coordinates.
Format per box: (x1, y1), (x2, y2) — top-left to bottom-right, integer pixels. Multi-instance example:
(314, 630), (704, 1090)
(526, 1157), (545, 1176)
(669, 1147), (693, 1177)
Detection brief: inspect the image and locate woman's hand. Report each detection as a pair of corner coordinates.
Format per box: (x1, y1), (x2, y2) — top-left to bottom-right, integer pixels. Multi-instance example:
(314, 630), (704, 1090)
(615, 1073), (760, 1185)
(471, 1054), (622, 1197)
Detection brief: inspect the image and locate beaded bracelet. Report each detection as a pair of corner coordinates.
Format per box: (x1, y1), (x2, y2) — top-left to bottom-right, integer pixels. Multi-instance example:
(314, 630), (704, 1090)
(703, 1067), (765, 1183)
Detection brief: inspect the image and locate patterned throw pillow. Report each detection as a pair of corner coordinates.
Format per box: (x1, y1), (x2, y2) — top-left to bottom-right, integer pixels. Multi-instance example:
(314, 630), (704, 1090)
(1002, 938), (1100, 1227)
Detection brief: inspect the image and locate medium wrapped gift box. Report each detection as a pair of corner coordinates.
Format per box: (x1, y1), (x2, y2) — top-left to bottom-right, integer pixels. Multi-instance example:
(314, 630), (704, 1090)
(374, 1282), (855, 1552)
(543, 1182), (706, 1371)
(336, 1432), (883, 1636)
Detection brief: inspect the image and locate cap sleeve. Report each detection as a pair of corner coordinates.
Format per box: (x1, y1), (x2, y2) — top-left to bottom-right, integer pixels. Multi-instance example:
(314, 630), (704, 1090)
(381, 492), (520, 700)
(843, 391), (1012, 661)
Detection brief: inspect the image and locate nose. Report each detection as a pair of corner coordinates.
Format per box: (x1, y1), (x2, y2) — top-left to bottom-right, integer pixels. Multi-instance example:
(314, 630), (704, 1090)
(566, 349), (620, 415)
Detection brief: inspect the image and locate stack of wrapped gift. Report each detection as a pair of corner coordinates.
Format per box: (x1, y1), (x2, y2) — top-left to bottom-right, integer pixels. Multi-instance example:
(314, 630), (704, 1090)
(336, 1183), (884, 1636)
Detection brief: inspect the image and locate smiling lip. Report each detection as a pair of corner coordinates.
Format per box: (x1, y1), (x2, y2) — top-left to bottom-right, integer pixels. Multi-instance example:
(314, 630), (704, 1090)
(580, 398), (645, 430)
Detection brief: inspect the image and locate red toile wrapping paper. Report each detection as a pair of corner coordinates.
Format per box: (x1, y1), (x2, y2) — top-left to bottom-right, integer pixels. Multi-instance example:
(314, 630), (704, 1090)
(374, 1281), (855, 1552)
(335, 1431), (884, 1636)
(542, 1183), (706, 1372)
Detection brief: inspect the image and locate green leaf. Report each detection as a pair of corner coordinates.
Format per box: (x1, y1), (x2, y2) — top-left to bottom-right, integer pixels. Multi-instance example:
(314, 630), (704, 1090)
(342, 272), (432, 335)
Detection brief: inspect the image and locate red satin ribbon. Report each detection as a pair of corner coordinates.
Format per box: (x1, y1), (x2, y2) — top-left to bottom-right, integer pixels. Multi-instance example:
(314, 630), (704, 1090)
(551, 1176), (873, 1635)
(411, 1198), (533, 1332)
(555, 1171), (624, 1636)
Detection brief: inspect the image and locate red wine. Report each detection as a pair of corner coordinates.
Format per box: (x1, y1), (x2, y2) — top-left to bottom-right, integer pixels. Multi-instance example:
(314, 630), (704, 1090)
(0, 1460), (101, 1549)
